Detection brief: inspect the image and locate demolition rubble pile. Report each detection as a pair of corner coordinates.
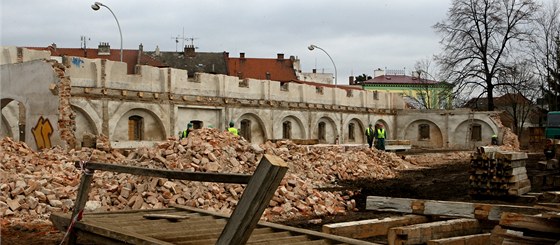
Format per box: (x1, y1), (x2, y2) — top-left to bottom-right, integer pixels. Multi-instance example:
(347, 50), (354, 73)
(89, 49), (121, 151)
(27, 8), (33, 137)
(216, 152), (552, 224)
(0, 128), (412, 224)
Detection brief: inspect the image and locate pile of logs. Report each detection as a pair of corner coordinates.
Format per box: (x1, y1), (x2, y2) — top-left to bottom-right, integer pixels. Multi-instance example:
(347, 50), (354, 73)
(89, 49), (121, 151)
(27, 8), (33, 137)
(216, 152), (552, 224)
(0, 128), (412, 224)
(469, 146), (531, 197)
(491, 212), (560, 244)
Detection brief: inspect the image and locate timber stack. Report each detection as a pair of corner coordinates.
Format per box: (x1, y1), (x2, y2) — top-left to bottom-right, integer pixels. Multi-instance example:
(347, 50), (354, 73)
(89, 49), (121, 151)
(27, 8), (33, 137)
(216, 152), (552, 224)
(490, 212), (560, 244)
(469, 146), (531, 197)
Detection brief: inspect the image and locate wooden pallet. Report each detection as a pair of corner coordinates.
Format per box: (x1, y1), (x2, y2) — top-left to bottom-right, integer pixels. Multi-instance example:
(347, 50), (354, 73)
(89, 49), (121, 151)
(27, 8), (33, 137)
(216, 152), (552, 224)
(51, 205), (374, 245)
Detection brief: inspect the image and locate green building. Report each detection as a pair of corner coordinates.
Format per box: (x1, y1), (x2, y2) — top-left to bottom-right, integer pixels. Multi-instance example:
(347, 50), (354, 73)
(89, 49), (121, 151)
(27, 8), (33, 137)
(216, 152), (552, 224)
(358, 69), (453, 109)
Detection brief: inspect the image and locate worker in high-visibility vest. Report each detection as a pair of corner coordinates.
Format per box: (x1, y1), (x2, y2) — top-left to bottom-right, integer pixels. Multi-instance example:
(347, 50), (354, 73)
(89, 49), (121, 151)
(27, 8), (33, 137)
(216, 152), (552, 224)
(365, 123), (375, 148)
(179, 123), (193, 139)
(374, 123), (386, 151)
(227, 121), (238, 136)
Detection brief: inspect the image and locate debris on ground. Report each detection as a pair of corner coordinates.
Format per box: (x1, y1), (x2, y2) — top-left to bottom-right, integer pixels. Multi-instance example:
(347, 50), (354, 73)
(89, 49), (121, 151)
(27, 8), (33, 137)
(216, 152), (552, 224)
(0, 128), (414, 226)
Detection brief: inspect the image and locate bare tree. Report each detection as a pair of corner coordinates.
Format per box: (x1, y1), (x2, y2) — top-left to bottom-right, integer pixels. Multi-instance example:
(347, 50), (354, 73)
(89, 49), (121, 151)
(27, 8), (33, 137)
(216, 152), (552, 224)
(408, 59), (453, 109)
(434, 0), (538, 111)
(529, 0), (560, 110)
(495, 61), (539, 135)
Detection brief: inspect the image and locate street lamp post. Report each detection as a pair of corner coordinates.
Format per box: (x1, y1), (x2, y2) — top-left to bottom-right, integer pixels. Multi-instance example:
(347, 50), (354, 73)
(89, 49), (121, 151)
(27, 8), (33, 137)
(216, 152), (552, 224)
(91, 2), (123, 62)
(308, 44), (337, 87)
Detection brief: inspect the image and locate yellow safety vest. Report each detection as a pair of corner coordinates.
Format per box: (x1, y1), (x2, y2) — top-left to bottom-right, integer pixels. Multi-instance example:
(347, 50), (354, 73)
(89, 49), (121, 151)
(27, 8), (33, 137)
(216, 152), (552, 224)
(228, 127), (238, 136)
(377, 128), (385, 139)
(366, 128), (373, 136)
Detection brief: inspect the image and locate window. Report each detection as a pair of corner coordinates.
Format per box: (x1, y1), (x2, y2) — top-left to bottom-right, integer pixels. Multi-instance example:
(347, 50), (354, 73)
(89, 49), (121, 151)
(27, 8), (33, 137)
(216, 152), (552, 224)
(239, 79), (249, 87)
(419, 124), (430, 140)
(280, 82), (289, 91)
(191, 120), (203, 129)
(318, 122), (326, 141)
(128, 115), (143, 141)
(265, 72), (271, 80)
(471, 124), (482, 141)
(373, 91), (379, 100)
(316, 86), (323, 94)
(346, 90), (353, 97)
(282, 121), (291, 139)
(348, 123), (355, 141)
(240, 119), (251, 142)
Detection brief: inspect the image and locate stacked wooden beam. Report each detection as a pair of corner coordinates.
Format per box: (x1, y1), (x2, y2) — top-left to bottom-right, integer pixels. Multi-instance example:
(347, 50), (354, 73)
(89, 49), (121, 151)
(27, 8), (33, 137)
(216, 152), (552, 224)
(490, 212), (560, 245)
(469, 147), (531, 197)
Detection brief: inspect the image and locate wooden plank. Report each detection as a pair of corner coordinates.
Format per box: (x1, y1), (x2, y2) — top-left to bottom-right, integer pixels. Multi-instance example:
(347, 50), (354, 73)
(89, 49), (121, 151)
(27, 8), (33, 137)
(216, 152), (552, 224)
(427, 233), (490, 245)
(77, 220), (175, 245)
(387, 218), (481, 245)
(499, 212), (560, 234)
(490, 225), (558, 245)
(75, 161), (252, 184)
(172, 204), (378, 245)
(364, 196), (415, 213)
(366, 196), (548, 221)
(216, 154), (289, 245)
(143, 214), (190, 221)
(495, 152), (528, 161)
(68, 170), (95, 245)
(424, 200), (475, 218)
(322, 215), (429, 238)
(246, 234), (309, 244)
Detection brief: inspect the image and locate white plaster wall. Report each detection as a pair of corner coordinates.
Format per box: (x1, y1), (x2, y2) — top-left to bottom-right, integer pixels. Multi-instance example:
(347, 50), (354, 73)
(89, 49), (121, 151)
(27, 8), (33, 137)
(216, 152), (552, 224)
(176, 106), (222, 133)
(108, 101), (169, 141)
(0, 47), (50, 65)
(112, 108), (165, 141)
(0, 101), (19, 139)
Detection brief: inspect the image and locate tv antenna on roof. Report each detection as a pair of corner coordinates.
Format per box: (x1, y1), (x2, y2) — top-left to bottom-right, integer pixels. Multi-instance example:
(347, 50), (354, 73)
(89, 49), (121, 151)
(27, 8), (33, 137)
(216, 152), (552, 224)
(185, 37), (199, 47)
(171, 27), (189, 52)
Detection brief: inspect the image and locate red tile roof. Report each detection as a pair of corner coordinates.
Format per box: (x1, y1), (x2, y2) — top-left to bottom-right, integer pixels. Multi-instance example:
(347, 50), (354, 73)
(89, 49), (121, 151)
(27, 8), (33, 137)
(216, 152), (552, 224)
(227, 56), (297, 82)
(364, 75), (438, 84)
(27, 45), (165, 74)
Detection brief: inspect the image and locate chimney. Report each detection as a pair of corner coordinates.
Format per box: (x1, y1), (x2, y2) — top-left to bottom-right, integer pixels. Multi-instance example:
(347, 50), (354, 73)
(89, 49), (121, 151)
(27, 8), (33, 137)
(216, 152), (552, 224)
(139, 43), (143, 52)
(349, 76), (355, 85)
(223, 52), (229, 58)
(155, 45), (160, 56)
(312, 68), (317, 74)
(373, 68), (384, 78)
(277, 53), (284, 60)
(98, 42), (111, 56)
(184, 45), (196, 57)
(50, 43), (57, 51)
(240, 52), (245, 59)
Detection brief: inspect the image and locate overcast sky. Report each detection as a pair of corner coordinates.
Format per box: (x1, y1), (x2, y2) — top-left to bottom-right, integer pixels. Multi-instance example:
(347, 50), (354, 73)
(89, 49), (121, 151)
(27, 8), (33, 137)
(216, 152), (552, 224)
(1, 0), (450, 84)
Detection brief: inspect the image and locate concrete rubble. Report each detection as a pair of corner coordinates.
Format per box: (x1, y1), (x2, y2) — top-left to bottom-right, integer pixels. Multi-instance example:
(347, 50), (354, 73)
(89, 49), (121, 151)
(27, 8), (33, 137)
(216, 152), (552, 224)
(0, 128), (414, 224)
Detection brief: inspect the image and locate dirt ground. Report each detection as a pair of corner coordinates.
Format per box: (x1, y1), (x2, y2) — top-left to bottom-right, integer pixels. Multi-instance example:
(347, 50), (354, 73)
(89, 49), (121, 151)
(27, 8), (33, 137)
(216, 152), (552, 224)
(0, 150), (545, 244)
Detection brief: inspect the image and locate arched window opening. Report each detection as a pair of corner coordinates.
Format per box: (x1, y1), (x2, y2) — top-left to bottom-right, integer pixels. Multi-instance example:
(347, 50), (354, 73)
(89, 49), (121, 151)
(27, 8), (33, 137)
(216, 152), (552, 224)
(128, 115), (143, 141)
(348, 123), (355, 141)
(419, 124), (430, 140)
(471, 124), (482, 141)
(240, 119), (251, 142)
(282, 121), (291, 139)
(318, 122), (326, 142)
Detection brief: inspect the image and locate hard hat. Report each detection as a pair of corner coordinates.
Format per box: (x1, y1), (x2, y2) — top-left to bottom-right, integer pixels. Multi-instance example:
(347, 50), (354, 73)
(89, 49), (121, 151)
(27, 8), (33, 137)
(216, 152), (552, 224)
(187, 123), (193, 127)
(229, 121), (234, 127)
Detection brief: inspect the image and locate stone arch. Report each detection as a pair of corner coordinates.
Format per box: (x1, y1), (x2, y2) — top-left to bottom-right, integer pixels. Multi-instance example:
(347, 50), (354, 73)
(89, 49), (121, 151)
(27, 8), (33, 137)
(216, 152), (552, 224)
(71, 105), (99, 147)
(311, 116), (338, 144)
(237, 112), (267, 144)
(111, 108), (166, 141)
(454, 119), (495, 149)
(1, 98), (25, 141)
(403, 119), (444, 148)
(280, 115), (306, 140)
(344, 117), (366, 144)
